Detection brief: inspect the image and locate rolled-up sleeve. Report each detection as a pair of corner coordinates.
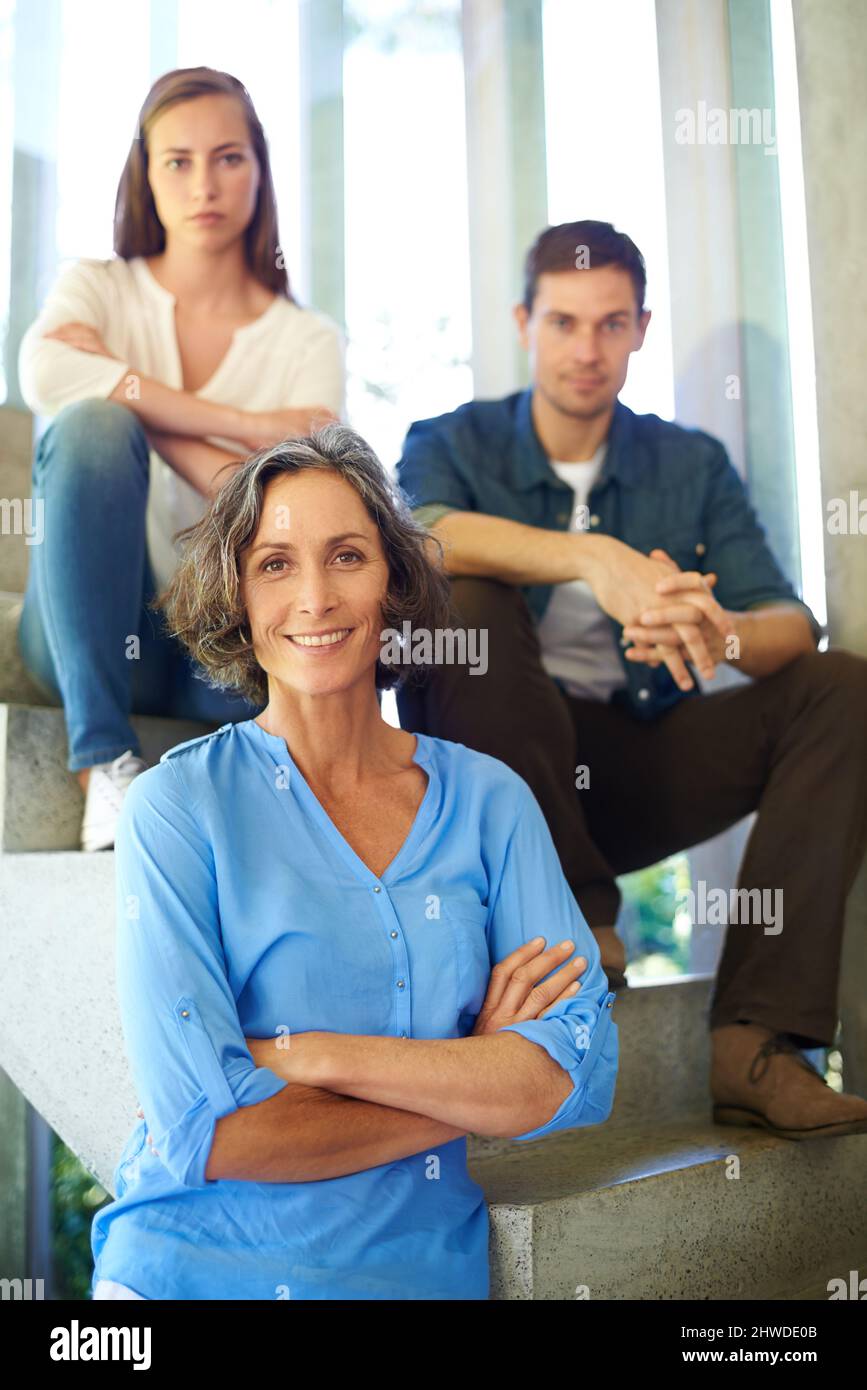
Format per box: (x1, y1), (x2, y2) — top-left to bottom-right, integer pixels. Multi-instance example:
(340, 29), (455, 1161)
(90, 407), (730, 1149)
(703, 443), (824, 644)
(114, 761), (288, 1188)
(17, 259), (131, 417)
(487, 779), (618, 1141)
(395, 418), (477, 513)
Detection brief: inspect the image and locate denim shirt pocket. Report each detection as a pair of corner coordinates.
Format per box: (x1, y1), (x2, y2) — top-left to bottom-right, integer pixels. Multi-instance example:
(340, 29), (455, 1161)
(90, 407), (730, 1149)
(174, 996), (237, 1117)
(631, 523), (708, 573)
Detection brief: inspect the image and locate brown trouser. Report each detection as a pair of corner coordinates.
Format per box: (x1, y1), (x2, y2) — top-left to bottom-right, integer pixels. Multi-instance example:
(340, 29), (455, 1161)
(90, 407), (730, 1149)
(395, 578), (867, 1048)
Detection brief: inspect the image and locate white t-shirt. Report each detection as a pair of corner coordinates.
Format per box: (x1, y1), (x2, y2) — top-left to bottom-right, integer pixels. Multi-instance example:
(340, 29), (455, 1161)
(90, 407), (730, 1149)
(18, 256), (346, 593)
(535, 443), (628, 701)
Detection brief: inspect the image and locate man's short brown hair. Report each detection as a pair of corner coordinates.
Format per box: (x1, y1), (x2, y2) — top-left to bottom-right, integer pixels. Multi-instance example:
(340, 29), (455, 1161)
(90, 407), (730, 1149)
(522, 220), (647, 315)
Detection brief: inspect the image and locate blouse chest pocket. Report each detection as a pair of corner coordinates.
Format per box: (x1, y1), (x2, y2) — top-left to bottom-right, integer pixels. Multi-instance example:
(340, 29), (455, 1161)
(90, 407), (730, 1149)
(441, 901), (491, 1024)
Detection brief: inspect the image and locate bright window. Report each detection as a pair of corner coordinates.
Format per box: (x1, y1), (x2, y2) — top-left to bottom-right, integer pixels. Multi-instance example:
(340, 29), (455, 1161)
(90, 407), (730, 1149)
(343, 0), (472, 469)
(542, 0), (675, 420)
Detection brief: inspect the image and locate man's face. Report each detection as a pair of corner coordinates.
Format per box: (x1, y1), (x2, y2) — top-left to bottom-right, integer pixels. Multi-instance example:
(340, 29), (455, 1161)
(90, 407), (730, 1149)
(514, 265), (650, 421)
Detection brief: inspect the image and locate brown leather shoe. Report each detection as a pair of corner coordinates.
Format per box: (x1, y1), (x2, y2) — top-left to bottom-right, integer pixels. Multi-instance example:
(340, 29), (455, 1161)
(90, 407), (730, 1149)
(711, 1022), (867, 1140)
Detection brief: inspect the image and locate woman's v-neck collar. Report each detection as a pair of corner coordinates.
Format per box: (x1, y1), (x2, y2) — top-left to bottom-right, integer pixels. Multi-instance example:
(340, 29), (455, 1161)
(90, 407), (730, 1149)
(132, 257), (284, 392)
(239, 717), (437, 885)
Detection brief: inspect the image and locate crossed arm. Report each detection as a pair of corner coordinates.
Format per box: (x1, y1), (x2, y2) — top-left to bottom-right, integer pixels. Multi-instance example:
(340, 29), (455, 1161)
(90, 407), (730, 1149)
(125, 929), (584, 1188)
(199, 936), (586, 1183)
(41, 321), (337, 498)
(203, 1031), (571, 1184)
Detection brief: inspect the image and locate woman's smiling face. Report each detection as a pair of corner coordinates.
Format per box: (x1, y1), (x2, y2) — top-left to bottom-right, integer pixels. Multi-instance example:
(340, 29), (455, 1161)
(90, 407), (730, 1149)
(240, 468), (392, 699)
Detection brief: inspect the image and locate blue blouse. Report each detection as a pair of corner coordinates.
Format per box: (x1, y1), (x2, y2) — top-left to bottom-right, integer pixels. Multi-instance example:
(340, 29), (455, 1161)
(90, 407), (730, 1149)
(90, 718), (618, 1300)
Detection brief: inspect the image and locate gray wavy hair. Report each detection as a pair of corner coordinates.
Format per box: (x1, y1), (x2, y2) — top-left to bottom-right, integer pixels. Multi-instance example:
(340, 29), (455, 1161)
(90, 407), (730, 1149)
(149, 423), (452, 706)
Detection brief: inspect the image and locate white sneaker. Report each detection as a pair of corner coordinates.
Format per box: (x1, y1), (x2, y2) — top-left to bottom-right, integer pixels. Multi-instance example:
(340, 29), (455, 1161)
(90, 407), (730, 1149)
(79, 749), (149, 852)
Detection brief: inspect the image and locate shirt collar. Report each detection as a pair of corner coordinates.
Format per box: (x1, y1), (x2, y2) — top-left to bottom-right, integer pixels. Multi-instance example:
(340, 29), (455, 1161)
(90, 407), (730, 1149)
(511, 388), (641, 490)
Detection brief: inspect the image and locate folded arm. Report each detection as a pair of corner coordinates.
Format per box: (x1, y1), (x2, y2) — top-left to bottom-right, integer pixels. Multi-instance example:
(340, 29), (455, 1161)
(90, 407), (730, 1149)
(247, 1029), (573, 1139)
(239, 783), (616, 1161)
(121, 764), (613, 1191)
(143, 428), (246, 499)
(117, 763), (467, 1189)
(205, 1082), (466, 1184)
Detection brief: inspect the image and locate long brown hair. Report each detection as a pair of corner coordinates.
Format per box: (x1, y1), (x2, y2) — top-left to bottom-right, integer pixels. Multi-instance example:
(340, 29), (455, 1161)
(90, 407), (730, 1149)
(114, 66), (293, 301)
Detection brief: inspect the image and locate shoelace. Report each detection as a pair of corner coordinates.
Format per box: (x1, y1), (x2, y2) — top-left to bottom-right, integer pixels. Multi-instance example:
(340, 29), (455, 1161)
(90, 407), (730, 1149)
(89, 750), (148, 813)
(107, 749), (148, 785)
(748, 1033), (829, 1087)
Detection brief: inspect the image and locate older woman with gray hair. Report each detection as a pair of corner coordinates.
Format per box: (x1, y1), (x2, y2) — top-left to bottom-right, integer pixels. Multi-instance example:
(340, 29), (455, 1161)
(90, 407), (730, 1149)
(90, 423), (618, 1301)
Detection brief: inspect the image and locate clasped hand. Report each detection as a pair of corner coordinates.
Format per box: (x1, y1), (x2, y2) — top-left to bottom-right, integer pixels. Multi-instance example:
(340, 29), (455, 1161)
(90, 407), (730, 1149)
(619, 548), (736, 689)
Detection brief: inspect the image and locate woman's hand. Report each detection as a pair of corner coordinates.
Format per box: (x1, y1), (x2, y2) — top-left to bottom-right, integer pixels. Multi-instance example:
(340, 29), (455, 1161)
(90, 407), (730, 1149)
(42, 321), (112, 356)
(239, 405), (339, 451)
(471, 937), (587, 1037)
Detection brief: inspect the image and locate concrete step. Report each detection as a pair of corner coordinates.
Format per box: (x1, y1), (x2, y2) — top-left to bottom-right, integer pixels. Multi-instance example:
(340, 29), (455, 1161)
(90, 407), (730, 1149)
(0, 851), (129, 1192)
(0, 703), (213, 852)
(470, 1117), (867, 1299)
(0, 594), (56, 707)
(0, 407), (35, 595)
(1, 848), (863, 1299)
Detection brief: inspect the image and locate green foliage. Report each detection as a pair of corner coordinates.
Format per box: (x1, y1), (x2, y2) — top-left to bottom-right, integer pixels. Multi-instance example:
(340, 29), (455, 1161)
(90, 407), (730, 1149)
(616, 853), (693, 977)
(52, 1135), (110, 1301)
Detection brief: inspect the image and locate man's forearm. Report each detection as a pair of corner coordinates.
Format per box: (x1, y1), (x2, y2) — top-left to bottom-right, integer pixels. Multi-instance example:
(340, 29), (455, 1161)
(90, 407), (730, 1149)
(109, 369), (249, 444)
(729, 605), (817, 679)
(307, 1031), (572, 1139)
(430, 510), (602, 585)
(146, 429), (246, 499)
(206, 1082), (467, 1183)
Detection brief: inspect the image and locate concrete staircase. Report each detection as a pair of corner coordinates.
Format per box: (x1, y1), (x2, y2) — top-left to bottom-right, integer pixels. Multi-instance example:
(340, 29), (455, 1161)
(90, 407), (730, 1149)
(1, 404), (865, 1301)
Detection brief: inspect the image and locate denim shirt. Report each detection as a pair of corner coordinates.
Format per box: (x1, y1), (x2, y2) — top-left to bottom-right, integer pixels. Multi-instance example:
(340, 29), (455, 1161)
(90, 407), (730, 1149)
(396, 389), (822, 720)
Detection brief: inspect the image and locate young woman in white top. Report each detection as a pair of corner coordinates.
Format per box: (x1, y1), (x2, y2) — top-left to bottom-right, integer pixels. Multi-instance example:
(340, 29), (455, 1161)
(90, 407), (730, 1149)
(16, 67), (345, 850)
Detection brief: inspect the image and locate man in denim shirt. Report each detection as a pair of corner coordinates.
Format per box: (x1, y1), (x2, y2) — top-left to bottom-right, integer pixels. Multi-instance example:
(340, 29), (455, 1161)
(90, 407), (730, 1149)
(396, 220), (867, 1141)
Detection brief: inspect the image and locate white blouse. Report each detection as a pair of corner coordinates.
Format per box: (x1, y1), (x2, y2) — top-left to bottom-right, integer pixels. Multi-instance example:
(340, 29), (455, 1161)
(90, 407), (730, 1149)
(18, 256), (346, 593)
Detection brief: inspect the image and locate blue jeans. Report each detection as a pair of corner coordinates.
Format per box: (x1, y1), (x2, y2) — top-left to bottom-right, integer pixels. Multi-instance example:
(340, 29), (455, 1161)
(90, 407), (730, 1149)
(17, 399), (262, 772)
